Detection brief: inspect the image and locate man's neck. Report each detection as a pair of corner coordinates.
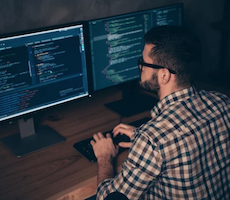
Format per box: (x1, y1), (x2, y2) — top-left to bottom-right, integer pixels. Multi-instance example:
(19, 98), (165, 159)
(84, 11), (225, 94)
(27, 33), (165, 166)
(158, 85), (191, 100)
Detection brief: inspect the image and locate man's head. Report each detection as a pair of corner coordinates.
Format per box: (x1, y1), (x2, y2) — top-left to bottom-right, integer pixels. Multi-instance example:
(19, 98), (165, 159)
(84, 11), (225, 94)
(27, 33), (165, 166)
(139, 26), (201, 98)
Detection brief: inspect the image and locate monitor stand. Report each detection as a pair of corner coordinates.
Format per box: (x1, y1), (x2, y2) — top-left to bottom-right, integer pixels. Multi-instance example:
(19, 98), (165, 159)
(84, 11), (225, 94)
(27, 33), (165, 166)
(1, 117), (66, 157)
(104, 81), (158, 117)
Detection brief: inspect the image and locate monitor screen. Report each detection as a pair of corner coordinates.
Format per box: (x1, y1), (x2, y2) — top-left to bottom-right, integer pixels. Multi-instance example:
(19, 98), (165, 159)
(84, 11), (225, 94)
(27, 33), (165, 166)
(0, 24), (89, 122)
(89, 4), (183, 91)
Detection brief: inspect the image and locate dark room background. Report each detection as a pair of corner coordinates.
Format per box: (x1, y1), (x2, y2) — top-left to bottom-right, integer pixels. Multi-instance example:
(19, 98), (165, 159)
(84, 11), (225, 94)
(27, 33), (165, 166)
(0, 0), (228, 79)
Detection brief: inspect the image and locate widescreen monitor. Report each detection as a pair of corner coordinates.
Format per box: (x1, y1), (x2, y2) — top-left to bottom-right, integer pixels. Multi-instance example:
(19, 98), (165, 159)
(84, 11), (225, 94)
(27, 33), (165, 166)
(0, 23), (89, 156)
(88, 3), (183, 91)
(88, 4), (183, 116)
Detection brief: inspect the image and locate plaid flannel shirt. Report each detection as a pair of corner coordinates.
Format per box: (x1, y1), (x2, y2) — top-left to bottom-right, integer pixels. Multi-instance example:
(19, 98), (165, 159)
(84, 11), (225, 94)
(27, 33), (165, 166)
(97, 86), (230, 200)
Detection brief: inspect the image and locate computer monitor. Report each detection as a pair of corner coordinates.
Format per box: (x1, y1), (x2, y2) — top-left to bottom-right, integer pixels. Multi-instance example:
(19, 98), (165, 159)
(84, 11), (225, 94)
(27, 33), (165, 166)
(0, 23), (89, 157)
(88, 4), (183, 116)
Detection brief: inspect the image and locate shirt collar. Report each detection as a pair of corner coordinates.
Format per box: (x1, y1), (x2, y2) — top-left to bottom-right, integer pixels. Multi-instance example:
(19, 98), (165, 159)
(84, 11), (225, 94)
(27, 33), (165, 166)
(151, 85), (197, 118)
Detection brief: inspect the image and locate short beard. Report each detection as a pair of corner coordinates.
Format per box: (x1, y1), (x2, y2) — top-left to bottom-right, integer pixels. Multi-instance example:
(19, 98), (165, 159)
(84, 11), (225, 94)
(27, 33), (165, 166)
(140, 72), (160, 93)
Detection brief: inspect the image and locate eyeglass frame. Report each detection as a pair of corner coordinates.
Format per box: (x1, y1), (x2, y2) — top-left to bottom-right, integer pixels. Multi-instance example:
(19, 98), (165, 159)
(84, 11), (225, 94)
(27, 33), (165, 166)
(138, 57), (177, 74)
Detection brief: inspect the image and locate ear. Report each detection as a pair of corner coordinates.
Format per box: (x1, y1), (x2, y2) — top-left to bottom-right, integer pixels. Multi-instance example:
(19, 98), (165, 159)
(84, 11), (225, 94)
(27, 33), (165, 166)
(159, 68), (171, 85)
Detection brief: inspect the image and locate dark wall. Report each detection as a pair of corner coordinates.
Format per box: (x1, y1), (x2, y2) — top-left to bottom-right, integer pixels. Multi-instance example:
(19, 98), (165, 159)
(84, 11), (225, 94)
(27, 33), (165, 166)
(0, 0), (225, 72)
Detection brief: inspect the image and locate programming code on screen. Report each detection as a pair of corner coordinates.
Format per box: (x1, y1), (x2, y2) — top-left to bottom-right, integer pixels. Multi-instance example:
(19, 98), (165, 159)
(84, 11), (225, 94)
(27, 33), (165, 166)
(89, 4), (182, 91)
(0, 47), (31, 92)
(0, 25), (88, 121)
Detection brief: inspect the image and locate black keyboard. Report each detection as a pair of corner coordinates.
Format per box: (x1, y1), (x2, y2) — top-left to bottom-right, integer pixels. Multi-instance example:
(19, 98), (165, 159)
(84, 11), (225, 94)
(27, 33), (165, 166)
(73, 117), (151, 162)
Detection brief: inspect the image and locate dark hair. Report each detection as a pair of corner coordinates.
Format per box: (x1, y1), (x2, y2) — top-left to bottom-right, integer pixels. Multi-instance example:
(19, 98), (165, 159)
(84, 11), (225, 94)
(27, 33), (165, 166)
(144, 26), (201, 87)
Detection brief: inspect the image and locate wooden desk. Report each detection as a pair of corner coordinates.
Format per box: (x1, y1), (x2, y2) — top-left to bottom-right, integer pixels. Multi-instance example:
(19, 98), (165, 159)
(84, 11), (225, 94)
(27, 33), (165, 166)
(0, 87), (151, 200)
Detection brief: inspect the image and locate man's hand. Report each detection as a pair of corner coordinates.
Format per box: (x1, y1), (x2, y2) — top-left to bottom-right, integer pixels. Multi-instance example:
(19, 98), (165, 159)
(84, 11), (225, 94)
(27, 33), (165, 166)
(113, 123), (136, 148)
(90, 132), (119, 160)
(91, 133), (119, 185)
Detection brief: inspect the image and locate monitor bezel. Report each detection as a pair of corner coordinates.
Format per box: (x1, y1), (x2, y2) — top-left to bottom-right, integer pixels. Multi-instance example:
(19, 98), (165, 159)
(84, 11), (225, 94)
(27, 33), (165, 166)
(0, 21), (92, 124)
(85, 3), (184, 93)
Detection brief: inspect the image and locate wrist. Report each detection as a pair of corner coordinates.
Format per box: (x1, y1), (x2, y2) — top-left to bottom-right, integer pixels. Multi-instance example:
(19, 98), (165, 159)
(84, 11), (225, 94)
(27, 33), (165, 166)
(97, 155), (114, 163)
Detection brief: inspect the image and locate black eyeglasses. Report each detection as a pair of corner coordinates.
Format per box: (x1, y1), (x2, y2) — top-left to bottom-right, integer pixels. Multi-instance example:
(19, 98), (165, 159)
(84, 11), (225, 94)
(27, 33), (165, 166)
(138, 57), (177, 74)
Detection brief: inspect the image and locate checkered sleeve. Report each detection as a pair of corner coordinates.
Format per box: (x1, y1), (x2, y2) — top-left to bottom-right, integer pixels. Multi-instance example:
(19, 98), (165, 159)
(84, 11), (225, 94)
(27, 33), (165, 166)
(96, 130), (163, 200)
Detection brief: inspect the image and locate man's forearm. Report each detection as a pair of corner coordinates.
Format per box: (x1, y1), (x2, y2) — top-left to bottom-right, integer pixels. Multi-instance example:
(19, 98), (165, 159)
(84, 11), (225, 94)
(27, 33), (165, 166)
(97, 156), (114, 186)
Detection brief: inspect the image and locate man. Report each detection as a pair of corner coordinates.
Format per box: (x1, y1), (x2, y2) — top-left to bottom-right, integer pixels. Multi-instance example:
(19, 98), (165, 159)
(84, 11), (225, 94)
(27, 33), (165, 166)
(91, 26), (230, 199)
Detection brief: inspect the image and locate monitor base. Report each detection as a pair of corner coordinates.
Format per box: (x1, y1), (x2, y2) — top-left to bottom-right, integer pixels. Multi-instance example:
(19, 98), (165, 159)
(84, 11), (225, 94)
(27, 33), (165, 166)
(105, 93), (158, 117)
(1, 125), (66, 157)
